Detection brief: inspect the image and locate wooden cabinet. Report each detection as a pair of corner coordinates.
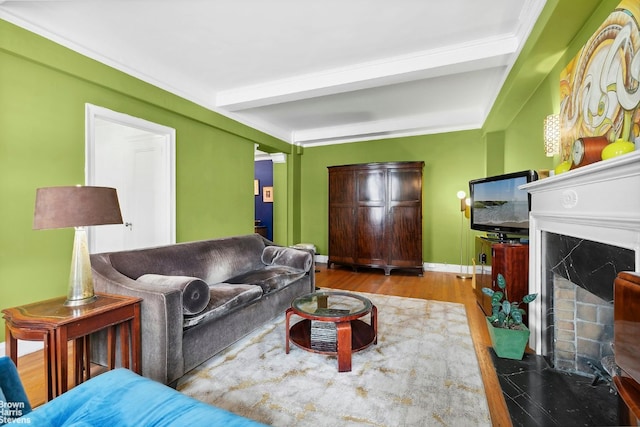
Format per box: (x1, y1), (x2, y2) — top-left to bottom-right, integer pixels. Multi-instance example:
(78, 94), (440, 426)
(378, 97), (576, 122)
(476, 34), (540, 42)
(475, 237), (530, 325)
(474, 237), (493, 314)
(327, 161), (424, 276)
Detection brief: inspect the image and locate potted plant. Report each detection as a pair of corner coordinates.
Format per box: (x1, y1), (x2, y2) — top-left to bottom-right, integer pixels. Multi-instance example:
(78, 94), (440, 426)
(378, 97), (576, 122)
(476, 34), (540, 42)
(482, 273), (538, 360)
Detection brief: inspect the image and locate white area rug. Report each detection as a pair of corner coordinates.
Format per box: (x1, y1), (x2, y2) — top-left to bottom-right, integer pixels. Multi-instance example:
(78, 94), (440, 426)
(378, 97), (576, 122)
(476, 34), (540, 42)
(177, 293), (491, 426)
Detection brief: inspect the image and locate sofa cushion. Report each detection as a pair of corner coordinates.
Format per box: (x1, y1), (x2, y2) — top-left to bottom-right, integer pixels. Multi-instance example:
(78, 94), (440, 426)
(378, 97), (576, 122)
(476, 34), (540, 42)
(183, 284), (262, 329)
(226, 266), (307, 293)
(261, 246), (312, 272)
(137, 274), (210, 315)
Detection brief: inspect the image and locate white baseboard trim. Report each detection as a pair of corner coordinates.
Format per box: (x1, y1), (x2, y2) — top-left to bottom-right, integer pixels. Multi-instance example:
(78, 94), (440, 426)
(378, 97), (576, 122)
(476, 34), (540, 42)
(315, 254), (328, 264)
(0, 340), (44, 358)
(424, 263), (466, 273)
(314, 255), (489, 274)
(424, 263), (488, 274)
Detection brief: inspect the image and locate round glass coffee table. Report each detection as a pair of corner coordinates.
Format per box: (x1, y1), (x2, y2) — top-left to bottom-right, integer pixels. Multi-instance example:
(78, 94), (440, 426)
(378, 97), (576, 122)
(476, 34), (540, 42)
(285, 291), (377, 372)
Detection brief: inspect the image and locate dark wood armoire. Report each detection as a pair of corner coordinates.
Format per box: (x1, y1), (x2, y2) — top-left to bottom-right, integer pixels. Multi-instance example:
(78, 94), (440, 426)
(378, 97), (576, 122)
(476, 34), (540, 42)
(327, 161), (424, 276)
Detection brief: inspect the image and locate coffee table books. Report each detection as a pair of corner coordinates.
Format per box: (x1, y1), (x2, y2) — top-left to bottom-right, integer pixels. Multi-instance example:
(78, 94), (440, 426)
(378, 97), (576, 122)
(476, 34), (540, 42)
(310, 308), (349, 350)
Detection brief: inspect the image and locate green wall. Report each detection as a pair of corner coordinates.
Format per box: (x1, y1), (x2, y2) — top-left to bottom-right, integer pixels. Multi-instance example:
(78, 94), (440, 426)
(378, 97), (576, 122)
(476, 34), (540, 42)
(0, 19), (287, 341)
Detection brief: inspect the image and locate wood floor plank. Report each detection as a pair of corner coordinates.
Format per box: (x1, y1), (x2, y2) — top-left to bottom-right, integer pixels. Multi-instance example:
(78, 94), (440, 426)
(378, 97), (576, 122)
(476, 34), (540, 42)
(14, 264), (511, 426)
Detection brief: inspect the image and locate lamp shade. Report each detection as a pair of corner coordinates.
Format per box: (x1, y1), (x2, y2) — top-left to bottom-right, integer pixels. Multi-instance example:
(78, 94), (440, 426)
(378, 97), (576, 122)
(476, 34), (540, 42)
(33, 186), (123, 230)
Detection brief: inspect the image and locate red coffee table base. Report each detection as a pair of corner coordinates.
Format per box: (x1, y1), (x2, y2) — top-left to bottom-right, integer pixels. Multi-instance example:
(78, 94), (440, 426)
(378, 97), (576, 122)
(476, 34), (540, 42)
(285, 306), (377, 372)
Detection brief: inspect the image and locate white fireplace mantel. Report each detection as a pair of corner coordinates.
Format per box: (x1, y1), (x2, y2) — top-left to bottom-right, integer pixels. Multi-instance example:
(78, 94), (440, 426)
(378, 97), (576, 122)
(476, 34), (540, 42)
(521, 150), (640, 354)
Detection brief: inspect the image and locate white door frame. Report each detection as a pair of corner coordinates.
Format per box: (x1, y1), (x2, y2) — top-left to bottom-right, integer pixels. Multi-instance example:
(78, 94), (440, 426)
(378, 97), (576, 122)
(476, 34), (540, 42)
(85, 103), (176, 252)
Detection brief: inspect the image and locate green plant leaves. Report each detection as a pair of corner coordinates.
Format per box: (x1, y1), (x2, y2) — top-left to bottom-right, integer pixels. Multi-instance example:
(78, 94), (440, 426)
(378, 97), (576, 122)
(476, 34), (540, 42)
(482, 273), (538, 329)
(490, 291), (504, 306)
(498, 311), (506, 325)
(497, 273), (507, 290)
(511, 309), (523, 324)
(502, 300), (511, 314)
(481, 287), (495, 297)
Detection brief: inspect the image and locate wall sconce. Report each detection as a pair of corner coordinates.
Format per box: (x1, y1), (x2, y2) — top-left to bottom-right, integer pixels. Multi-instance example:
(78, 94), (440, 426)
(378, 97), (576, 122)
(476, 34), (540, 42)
(544, 114), (560, 157)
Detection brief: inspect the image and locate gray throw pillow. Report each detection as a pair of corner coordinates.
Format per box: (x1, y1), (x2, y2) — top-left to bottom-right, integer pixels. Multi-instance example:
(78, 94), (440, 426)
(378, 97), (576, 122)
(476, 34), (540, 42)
(137, 274), (210, 315)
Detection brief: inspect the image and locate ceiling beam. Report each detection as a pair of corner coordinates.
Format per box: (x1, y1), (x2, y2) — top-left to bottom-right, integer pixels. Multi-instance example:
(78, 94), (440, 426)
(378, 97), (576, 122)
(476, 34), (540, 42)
(216, 35), (519, 112)
(294, 107), (485, 146)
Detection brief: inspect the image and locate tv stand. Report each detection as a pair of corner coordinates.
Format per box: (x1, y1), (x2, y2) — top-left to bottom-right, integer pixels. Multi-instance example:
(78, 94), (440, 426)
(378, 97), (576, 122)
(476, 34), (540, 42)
(474, 237), (530, 325)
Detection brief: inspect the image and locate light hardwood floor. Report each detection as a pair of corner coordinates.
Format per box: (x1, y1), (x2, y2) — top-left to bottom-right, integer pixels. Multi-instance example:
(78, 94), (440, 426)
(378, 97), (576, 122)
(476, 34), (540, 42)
(13, 263), (511, 426)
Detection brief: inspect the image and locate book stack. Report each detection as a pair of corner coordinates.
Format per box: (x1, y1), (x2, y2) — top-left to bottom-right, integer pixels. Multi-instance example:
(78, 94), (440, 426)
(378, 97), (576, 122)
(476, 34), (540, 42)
(310, 320), (337, 351)
(310, 308), (349, 351)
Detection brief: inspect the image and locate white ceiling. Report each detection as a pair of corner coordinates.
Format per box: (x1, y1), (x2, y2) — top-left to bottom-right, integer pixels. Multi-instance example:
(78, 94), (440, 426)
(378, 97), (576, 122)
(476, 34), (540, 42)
(0, 0), (546, 147)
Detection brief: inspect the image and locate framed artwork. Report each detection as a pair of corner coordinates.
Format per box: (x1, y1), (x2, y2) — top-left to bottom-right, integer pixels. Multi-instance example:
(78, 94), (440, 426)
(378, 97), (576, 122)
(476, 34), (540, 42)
(254, 180), (259, 196)
(263, 186), (273, 203)
(559, 0), (640, 161)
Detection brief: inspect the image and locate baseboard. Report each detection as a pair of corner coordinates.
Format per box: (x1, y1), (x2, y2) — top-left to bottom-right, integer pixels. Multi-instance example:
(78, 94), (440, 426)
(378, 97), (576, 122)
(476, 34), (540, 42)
(424, 263), (488, 274)
(424, 263), (466, 273)
(315, 254), (329, 264)
(314, 255), (487, 274)
(0, 340), (44, 358)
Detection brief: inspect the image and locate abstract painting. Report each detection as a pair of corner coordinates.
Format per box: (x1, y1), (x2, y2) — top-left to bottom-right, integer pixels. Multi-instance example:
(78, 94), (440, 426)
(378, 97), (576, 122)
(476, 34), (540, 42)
(559, 0), (640, 161)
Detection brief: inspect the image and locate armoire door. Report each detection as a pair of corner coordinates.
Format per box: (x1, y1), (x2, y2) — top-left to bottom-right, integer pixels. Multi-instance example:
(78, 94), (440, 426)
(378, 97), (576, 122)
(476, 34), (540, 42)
(355, 168), (386, 267)
(387, 167), (423, 268)
(328, 168), (356, 265)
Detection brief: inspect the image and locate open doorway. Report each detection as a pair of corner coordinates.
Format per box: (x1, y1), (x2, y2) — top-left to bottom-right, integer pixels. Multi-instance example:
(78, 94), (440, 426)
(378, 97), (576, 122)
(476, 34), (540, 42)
(254, 159), (273, 241)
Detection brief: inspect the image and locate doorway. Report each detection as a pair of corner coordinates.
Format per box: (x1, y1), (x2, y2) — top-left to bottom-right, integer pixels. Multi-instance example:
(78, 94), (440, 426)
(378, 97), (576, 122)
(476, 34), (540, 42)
(85, 104), (176, 253)
(254, 159), (273, 241)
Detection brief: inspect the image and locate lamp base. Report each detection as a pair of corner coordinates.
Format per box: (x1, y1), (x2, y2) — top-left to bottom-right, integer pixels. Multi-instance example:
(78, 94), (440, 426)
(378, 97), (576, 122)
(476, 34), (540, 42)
(456, 273), (473, 280)
(66, 227), (97, 307)
(64, 294), (98, 307)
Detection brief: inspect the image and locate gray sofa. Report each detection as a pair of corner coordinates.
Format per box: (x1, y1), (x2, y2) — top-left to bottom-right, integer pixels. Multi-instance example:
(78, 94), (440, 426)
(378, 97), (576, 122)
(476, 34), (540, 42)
(90, 234), (315, 386)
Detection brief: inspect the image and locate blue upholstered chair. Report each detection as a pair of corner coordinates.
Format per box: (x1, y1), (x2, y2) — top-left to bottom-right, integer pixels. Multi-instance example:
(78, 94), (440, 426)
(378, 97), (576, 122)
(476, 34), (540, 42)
(0, 355), (265, 426)
(0, 356), (32, 424)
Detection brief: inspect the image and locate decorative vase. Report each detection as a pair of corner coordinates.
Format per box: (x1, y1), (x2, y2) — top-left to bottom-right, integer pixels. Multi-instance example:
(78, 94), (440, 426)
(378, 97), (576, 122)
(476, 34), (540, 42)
(554, 160), (571, 175)
(601, 139), (635, 160)
(485, 317), (530, 360)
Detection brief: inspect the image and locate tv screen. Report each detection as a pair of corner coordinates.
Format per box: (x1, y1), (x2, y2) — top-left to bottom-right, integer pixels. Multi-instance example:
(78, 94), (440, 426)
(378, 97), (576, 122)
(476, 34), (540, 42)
(469, 170), (538, 240)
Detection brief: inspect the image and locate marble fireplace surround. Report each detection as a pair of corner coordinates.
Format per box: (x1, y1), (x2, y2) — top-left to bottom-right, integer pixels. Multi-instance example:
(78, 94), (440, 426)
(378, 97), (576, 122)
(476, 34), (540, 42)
(521, 150), (640, 358)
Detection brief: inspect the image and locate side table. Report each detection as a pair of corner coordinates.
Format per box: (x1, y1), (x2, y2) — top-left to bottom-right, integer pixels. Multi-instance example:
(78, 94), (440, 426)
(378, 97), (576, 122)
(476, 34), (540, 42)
(2, 293), (141, 401)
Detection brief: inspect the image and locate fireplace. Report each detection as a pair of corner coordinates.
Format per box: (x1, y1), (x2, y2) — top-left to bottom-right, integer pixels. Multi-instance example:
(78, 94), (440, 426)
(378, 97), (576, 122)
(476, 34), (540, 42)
(545, 232), (634, 375)
(521, 150), (640, 374)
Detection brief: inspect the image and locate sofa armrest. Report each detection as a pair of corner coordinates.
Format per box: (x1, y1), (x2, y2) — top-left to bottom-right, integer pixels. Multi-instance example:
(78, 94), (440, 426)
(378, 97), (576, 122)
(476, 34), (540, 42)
(261, 246), (312, 272)
(90, 253), (185, 385)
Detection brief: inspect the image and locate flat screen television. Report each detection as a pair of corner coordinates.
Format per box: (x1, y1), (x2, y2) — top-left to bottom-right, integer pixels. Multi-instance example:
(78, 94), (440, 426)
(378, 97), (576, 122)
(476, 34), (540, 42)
(469, 170), (538, 241)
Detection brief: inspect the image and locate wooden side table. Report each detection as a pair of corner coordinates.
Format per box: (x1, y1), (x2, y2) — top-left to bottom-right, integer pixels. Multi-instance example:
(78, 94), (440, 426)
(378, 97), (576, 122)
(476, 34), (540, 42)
(2, 293), (141, 401)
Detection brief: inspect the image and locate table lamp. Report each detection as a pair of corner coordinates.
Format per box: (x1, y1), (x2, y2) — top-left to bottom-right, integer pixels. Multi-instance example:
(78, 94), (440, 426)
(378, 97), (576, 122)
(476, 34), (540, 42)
(33, 186), (123, 306)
